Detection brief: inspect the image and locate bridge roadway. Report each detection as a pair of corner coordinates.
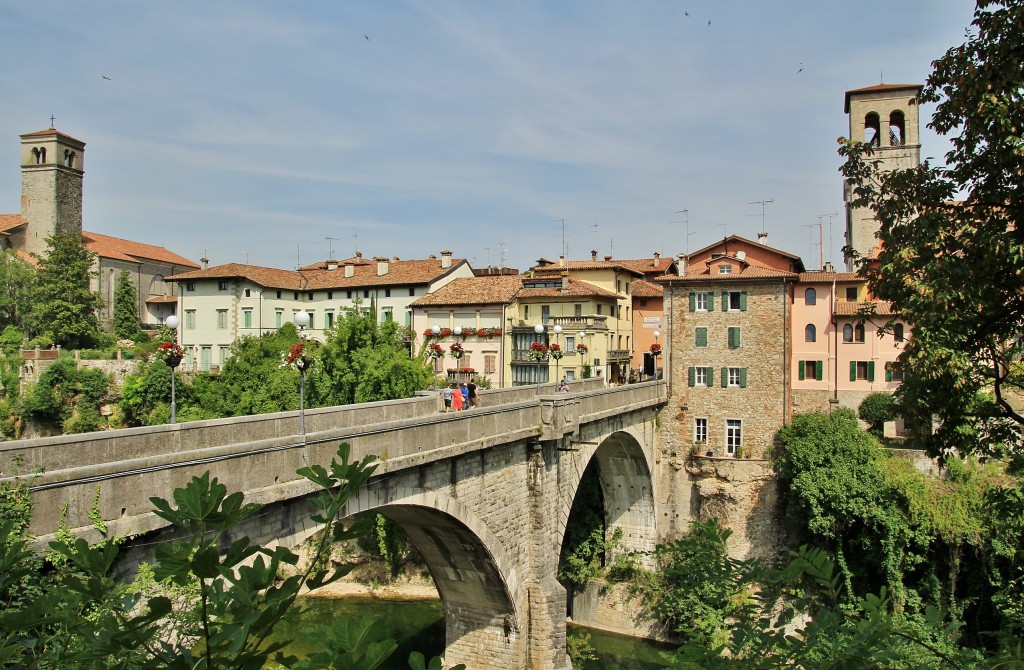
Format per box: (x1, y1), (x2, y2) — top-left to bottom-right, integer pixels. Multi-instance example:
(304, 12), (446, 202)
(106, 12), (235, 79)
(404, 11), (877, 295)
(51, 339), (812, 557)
(2, 379), (668, 670)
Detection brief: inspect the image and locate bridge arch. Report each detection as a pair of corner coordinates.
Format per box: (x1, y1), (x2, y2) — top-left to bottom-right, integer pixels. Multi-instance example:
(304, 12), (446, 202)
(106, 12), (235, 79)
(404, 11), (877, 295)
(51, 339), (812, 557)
(343, 487), (527, 669)
(557, 427), (657, 565)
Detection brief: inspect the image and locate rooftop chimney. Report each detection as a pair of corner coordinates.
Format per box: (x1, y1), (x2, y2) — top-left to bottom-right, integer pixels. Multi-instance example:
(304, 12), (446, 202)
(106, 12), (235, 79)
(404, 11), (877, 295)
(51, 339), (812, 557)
(201, 256), (209, 269)
(757, 232), (769, 244)
(604, 255), (612, 262)
(440, 250), (452, 269)
(344, 262), (355, 278)
(677, 253), (687, 276)
(559, 255), (565, 267)
(652, 251), (660, 265)
(376, 256), (389, 276)
(327, 260), (338, 271)
(591, 250), (598, 261)
(824, 261), (835, 273)
(355, 251), (363, 259)
(561, 269), (569, 293)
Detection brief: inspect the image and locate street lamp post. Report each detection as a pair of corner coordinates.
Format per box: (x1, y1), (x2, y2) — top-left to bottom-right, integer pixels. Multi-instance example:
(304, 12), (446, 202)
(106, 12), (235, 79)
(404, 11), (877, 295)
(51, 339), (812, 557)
(294, 310), (310, 437)
(552, 324), (563, 383)
(431, 325), (441, 389)
(652, 330), (660, 381)
(164, 315), (181, 424)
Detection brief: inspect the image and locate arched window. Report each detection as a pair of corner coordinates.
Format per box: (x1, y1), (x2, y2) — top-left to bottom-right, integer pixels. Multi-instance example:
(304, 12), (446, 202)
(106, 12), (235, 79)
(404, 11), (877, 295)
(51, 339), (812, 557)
(805, 288), (816, 305)
(32, 147), (46, 164)
(893, 323), (904, 342)
(864, 112), (880, 147)
(805, 324), (816, 342)
(843, 324), (854, 342)
(889, 110), (905, 146)
(855, 323), (865, 342)
(63, 150), (76, 168)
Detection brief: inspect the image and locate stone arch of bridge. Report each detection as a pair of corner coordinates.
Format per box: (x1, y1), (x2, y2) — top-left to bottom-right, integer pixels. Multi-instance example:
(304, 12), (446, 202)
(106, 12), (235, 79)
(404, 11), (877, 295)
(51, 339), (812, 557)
(342, 488), (526, 668)
(557, 427), (657, 563)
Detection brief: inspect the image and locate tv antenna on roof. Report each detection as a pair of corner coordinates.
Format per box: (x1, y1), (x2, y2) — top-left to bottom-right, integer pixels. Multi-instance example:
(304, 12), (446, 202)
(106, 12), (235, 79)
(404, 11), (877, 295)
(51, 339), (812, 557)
(325, 236), (337, 260)
(749, 199), (774, 238)
(672, 209), (694, 255)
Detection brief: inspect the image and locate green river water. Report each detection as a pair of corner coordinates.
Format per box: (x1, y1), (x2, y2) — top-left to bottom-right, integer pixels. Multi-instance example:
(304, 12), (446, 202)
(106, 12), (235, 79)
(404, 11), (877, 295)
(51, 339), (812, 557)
(276, 597), (676, 669)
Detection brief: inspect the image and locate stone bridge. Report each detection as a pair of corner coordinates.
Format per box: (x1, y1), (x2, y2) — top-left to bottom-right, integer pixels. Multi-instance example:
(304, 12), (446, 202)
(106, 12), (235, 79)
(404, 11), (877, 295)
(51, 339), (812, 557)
(2, 379), (668, 670)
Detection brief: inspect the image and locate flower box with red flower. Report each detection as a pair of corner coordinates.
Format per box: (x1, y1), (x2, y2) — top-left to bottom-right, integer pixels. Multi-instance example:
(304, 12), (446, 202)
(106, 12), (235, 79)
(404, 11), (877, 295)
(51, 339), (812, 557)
(156, 342), (184, 367)
(449, 342), (464, 359)
(427, 343), (444, 359)
(575, 343), (589, 355)
(650, 343), (662, 356)
(440, 327), (452, 338)
(549, 343), (563, 360)
(282, 341), (310, 370)
(476, 328), (487, 337)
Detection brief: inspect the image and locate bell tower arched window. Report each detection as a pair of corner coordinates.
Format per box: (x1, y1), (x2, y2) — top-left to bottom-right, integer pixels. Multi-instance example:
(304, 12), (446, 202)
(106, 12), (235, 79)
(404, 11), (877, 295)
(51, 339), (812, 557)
(864, 112), (880, 147)
(31, 147), (46, 164)
(888, 110), (905, 146)
(63, 150), (76, 168)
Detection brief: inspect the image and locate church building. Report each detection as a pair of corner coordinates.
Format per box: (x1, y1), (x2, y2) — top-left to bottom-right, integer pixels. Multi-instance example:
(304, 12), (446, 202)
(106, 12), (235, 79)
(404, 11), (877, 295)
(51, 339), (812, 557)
(0, 127), (199, 329)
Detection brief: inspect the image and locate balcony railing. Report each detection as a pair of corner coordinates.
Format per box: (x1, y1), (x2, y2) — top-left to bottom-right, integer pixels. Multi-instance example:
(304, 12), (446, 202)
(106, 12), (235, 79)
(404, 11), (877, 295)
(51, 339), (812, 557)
(510, 315), (609, 331)
(607, 349), (631, 361)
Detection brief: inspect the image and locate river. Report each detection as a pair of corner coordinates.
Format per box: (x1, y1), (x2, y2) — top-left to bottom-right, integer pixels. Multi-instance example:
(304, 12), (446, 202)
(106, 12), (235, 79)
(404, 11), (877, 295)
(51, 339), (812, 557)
(275, 596), (676, 669)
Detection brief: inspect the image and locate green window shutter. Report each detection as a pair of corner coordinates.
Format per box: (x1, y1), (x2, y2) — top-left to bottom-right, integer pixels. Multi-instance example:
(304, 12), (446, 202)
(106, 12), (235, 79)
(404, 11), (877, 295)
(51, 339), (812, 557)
(721, 291), (728, 311)
(689, 292), (696, 312)
(816, 361), (823, 381)
(739, 368), (747, 388)
(707, 293), (714, 310)
(728, 327), (740, 348)
(868, 361), (875, 382)
(721, 367), (728, 388)
(850, 361), (857, 382)
(707, 367), (714, 386)
(885, 363), (892, 382)
(798, 362), (805, 381)
(688, 367), (695, 386)
(696, 327), (707, 347)
(739, 291), (748, 311)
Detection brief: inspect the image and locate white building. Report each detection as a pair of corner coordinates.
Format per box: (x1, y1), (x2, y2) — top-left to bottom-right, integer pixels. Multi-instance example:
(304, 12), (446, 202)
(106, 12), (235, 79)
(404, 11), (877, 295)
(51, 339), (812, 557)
(167, 251), (472, 371)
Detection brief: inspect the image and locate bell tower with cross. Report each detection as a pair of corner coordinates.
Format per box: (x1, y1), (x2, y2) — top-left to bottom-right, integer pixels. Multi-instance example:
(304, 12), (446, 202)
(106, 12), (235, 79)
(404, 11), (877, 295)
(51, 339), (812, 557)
(18, 120), (86, 258)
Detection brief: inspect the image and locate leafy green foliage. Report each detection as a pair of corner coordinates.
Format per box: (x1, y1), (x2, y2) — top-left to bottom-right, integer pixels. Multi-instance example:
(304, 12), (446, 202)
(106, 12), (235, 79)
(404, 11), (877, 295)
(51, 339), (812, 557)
(0, 250), (35, 334)
(858, 391), (897, 436)
(838, 0), (1024, 464)
(27, 233), (103, 349)
(20, 357), (112, 432)
(113, 270), (142, 340)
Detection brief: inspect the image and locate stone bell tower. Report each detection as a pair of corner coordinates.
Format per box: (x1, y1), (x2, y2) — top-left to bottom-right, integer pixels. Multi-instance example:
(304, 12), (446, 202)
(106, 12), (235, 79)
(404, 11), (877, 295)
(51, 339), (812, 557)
(843, 83), (922, 270)
(18, 126), (86, 258)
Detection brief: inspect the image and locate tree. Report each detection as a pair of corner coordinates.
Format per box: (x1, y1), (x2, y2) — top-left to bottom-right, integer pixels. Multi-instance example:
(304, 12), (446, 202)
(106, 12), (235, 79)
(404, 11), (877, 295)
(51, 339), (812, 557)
(0, 249), (36, 331)
(309, 304), (432, 407)
(113, 270), (141, 340)
(27, 233), (103, 349)
(859, 392), (898, 437)
(839, 0), (1024, 463)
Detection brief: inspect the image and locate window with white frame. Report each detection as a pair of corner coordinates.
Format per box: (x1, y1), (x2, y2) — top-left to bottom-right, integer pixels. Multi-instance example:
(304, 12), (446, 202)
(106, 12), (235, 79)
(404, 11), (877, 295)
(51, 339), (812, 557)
(726, 419), (742, 455)
(275, 309), (283, 328)
(216, 310), (227, 330)
(186, 310), (196, 330)
(695, 292), (710, 311)
(218, 281), (228, 291)
(694, 417), (708, 444)
(695, 366), (708, 386)
(718, 264), (732, 275)
(728, 367), (742, 387)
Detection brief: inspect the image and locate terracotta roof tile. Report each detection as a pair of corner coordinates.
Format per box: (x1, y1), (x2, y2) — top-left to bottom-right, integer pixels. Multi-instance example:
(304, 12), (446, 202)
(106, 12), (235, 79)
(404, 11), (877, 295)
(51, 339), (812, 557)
(688, 235), (803, 262)
(170, 257), (469, 291)
(0, 214), (25, 234)
(411, 276), (524, 307)
(20, 128), (87, 145)
(844, 83), (922, 112)
(799, 271), (863, 282)
(616, 257), (676, 276)
(834, 301), (897, 316)
(82, 231), (200, 268)
(520, 277), (619, 299)
(146, 295), (179, 304)
(655, 265), (797, 283)
(531, 259), (645, 277)
(630, 279), (663, 297)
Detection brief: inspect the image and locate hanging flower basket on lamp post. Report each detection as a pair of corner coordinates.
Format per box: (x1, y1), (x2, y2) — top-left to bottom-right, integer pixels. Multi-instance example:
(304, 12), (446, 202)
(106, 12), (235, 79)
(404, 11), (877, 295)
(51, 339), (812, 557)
(449, 342), (464, 360)
(650, 343), (662, 357)
(528, 342), (548, 361)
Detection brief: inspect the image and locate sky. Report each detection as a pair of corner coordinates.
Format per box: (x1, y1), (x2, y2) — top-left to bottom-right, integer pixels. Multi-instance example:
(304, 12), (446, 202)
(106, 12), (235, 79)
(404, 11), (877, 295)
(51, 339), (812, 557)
(0, 1), (979, 273)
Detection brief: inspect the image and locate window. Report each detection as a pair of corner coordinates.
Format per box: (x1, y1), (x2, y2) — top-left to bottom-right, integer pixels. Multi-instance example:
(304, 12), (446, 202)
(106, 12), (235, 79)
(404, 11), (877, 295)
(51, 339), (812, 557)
(690, 292), (712, 312)
(799, 360), (823, 381)
(216, 310), (227, 329)
(694, 418), (708, 444)
(893, 323), (904, 342)
(722, 291), (747, 311)
(726, 419), (742, 455)
(409, 288), (416, 297)
(363, 290), (370, 299)
(511, 363), (549, 385)
(845, 287), (858, 302)
(186, 310), (196, 330)
(307, 292), (314, 300)
(718, 264), (732, 275)
(597, 304), (602, 315)
(244, 289), (252, 298)
(325, 311), (335, 329)
(186, 282), (196, 292)
(565, 335), (575, 351)
(851, 361), (875, 381)
(725, 367), (746, 388)
(805, 324), (816, 342)
(275, 309), (283, 327)
(524, 305), (530, 320)
(385, 288), (391, 298)
(218, 281), (228, 291)
(346, 290), (353, 299)
(307, 312), (315, 329)
(886, 362), (904, 382)
(405, 309), (412, 327)
(688, 366), (713, 387)
(843, 324), (854, 342)
(294, 292), (299, 300)
(219, 346), (230, 365)
(575, 304), (582, 317)
(327, 291), (333, 300)
(242, 309), (252, 329)
(889, 110), (905, 146)
(276, 290), (282, 299)
(727, 327), (741, 349)
(200, 346), (212, 372)
(542, 305), (550, 323)
(485, 355), (496, 374)
(565, 370), (575, 381)
(864, 112), (881, 147)
(805, 288), (816, 305)
(855, 323), (865, 342)
(695, 327), (708, 347)
(381, 307), (393, 323)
